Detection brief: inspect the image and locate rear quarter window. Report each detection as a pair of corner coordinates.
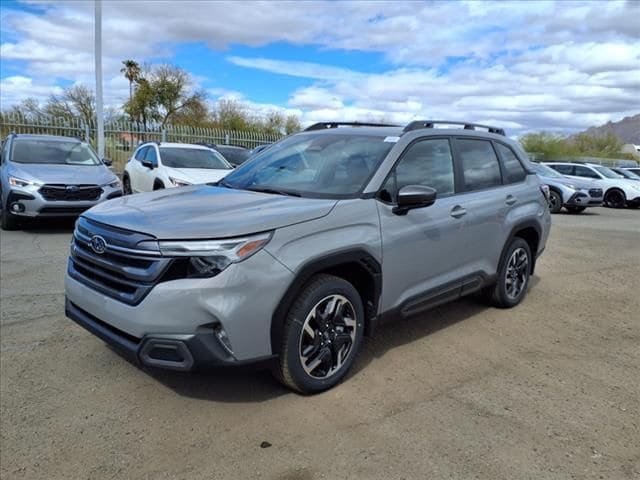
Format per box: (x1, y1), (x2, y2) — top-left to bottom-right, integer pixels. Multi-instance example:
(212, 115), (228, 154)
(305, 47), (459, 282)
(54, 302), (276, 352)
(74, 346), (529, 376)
(495, 143), (527, 183)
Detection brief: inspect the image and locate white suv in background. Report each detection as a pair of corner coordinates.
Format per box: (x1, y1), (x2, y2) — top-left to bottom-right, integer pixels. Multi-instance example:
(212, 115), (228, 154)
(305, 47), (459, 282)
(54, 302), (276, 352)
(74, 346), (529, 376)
(545, 162), (640, 209)
(123, 143), (233, 194)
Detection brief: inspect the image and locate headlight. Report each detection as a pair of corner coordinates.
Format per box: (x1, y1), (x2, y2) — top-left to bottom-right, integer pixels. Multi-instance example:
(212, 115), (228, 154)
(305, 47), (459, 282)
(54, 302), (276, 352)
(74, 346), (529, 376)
(566, 185), (583, 191)
(169, 177), (191, 187)
(103, 179), (121, 188)
(8, 176), (39, 187)
(157, 232), (273, 278)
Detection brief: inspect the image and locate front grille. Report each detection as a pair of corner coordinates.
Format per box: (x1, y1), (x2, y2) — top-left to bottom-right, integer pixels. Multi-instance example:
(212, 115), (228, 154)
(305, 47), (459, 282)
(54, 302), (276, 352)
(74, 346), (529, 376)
(40, 184), (103, 201)
(68, 217), (173, 305)
(589, 188), (603, 198)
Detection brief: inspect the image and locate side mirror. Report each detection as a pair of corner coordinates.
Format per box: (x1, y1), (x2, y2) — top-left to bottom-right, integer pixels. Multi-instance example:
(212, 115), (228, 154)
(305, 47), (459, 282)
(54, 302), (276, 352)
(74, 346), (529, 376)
(141, 159), (154, 169)
(393, 185), (437, 215)
(102, 158), (113, 167)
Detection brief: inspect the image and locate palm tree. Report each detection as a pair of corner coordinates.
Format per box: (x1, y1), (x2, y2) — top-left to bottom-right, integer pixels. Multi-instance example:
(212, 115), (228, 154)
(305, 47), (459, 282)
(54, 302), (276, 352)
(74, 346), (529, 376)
(120, 60), (141, 107)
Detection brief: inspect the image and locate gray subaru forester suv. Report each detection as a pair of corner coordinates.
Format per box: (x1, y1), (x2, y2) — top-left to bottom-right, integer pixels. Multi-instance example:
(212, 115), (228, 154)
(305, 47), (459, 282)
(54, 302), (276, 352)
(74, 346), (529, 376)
(65, 121), (551, 393)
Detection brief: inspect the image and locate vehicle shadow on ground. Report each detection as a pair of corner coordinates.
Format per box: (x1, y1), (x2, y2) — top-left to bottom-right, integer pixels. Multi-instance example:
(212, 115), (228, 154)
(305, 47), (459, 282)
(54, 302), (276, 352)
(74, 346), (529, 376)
(145, 275), (540, 403)
(19, 217), (76, 233)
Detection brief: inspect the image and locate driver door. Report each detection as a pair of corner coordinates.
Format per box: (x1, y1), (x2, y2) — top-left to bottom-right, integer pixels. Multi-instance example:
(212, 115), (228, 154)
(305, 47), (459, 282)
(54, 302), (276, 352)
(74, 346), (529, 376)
(139, 146), (159, 192)
(376, 137), (471, 317)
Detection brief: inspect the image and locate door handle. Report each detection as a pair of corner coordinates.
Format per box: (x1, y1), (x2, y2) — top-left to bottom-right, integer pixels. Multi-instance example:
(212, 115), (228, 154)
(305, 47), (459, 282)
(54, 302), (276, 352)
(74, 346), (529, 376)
(505, 195), (517, 206)
(450, 205), (467, 218)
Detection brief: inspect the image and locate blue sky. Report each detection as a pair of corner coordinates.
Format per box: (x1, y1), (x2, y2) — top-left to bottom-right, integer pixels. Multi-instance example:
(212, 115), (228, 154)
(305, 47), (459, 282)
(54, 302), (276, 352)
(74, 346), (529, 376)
(1, 0), (639, 135)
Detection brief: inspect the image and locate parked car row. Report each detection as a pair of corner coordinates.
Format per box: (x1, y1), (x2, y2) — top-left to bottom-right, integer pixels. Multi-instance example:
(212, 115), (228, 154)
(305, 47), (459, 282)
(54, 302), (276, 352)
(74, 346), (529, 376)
(0, 135), (270, 229)
(542, 162), (640, 210)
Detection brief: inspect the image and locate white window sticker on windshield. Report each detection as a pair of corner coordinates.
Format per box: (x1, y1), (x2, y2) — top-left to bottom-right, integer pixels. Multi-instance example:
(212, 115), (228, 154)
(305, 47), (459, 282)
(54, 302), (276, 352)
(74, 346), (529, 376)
(384, 136), (400, 143)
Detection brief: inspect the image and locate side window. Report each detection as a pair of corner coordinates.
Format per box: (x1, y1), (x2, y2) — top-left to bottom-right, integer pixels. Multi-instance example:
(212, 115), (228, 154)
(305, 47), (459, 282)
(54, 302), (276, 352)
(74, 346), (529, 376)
(134, 146), (148, 161)
(144, 146), (158, 166)
(550, 164), (573, 175)
(495, 143), (526, 183)
(574, 165), (599, 179)
(381, 138), (455, 201)
(456, 138), (502, 191)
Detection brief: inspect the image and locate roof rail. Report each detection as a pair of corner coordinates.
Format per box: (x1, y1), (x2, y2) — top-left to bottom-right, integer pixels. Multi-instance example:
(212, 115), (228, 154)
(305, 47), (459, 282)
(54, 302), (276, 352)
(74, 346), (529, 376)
(402, 120), (506, 136)
(304, 121), (400, 131)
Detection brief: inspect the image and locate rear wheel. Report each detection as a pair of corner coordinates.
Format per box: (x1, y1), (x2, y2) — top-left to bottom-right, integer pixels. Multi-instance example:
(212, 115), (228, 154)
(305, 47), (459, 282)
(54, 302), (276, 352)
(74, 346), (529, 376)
(604, 189), (626, 208)
(548, 190), (563, 213)
(275, 274), (365, 394)
(565, 206), (586, 213)
(488, 238), (532, 309)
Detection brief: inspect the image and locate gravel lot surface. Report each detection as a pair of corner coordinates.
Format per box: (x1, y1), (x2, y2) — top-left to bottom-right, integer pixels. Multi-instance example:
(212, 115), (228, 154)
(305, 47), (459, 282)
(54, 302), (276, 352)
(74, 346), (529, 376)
(1, 208), (639, 480)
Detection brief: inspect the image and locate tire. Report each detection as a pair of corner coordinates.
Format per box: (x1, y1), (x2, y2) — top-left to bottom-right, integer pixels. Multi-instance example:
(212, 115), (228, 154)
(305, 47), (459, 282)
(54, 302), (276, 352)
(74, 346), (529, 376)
(565, 206), (586, 214)
(548, 190), (563, 213)
(153, 180), (165, 190)
(1, 197), (19, 231)
(488, 237), (532, 309)
(275, 274), (365, 394)
(627, 202), (640, 209)
(604, 189), (626, 209)
(122, 174), (132, 195)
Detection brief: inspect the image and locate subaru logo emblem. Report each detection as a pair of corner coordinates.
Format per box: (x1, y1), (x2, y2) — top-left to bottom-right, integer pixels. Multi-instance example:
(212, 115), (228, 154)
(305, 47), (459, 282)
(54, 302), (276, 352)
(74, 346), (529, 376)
(66, 185), (80, 193)
(90, 235), (107, 254)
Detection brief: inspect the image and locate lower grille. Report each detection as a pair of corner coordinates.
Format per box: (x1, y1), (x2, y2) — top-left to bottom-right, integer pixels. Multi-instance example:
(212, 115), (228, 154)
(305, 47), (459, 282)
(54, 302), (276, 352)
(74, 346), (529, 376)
(39, 206), (90, 216)
(40, 184), (103, 201)
(589, 188), (603, 198)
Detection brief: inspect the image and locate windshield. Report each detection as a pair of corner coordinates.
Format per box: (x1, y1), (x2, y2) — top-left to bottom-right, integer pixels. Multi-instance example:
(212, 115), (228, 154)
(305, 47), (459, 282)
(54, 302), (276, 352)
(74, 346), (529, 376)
(160, 148), (231, 169)
(593, 166), (621, 179)
(615, 169), (640, 180)
(12, 139), (101, 165)
(217, 147), (250, 166)
(532, 163), (564, 178)
(221, 133), (395, 198)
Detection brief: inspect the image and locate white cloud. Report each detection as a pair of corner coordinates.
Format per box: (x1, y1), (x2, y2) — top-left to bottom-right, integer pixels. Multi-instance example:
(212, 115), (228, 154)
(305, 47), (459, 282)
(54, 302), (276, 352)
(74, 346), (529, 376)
(1, 0), (638, 135)
(0, 76), (64, 108)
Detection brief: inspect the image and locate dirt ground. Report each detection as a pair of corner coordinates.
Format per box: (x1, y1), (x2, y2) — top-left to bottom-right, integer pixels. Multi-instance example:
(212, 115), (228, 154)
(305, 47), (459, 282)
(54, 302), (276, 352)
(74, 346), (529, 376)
(1, 208), (639, 480)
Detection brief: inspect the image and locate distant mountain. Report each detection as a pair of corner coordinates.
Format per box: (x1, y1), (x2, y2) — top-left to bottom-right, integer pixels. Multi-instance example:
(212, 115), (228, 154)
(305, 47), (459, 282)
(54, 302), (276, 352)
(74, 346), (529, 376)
(580, 114), (640, 144)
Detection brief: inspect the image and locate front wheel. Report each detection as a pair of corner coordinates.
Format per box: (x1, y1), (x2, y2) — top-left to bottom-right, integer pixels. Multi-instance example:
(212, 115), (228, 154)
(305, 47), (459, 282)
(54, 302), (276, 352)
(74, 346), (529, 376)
(565, 206), (586, 214)
(275, 274), (365, 394)
(488, 238), (532, 309)
(604, 189), (626, 208)
(548, 190), (563, 213)
(1, 197), (20, 231)
(122, 174), (132, 195)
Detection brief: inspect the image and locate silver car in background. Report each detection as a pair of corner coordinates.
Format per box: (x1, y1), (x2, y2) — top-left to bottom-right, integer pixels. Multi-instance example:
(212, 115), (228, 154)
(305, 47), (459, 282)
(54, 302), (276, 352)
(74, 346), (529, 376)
(0, 134), (122, 230)
(531, 162), (603, 213)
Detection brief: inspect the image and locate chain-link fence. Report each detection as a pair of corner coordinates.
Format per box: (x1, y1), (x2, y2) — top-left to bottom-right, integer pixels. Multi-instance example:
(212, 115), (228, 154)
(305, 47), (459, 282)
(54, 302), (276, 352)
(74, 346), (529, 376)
(0, 114), (284, 172)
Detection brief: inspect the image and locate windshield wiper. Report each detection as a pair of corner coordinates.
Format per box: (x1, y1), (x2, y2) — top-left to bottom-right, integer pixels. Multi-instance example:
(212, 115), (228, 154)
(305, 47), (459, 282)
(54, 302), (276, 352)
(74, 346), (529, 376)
(211, 179), (233, 188)
(246, 186), (301, 197)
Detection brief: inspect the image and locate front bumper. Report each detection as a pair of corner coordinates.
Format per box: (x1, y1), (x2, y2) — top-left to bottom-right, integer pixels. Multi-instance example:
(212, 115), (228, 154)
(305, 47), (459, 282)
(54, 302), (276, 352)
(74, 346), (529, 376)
(5, 186), (122, 218)
(565, 191), (602, 208)
(65, 299), (276, 370)
(65, 248), (294, 364)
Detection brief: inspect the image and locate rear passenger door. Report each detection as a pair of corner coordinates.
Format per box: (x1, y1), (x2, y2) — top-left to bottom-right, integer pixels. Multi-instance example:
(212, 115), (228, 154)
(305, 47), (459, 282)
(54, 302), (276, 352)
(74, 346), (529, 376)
(377, 137), (471, 316)
(451, 137), (509, 277)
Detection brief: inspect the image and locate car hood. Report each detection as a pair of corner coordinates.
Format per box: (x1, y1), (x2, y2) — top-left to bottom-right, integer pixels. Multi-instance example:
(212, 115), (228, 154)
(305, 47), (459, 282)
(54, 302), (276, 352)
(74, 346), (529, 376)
(538, 174), (598, 189)
(83, 185), (338, 239)
(164, 166), (231, 184)
(11, 163), (117, 185)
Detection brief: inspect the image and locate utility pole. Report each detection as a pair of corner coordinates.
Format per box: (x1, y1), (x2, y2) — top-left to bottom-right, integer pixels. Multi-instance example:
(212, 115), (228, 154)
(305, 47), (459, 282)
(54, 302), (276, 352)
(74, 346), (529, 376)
(94, 0), (105, 158)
